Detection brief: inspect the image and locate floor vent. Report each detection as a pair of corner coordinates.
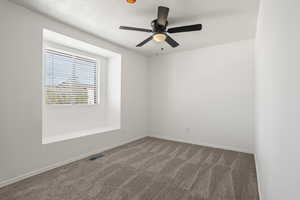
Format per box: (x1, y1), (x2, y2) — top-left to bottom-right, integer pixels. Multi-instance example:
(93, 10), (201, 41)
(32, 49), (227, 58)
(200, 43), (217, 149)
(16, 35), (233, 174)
(89, 153), (105, 161)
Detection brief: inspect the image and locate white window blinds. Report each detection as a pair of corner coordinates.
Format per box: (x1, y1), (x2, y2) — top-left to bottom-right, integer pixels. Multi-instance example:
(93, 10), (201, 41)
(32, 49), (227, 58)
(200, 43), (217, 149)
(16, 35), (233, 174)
(44, 49), (98, 105)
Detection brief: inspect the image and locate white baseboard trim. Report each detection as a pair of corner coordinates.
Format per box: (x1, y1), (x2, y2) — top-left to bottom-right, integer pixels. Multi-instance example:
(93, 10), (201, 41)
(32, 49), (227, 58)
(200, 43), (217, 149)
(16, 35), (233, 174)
(0, 136), (146, 189)
(254, 153), (262, 200)
(151, 135), (253, 154)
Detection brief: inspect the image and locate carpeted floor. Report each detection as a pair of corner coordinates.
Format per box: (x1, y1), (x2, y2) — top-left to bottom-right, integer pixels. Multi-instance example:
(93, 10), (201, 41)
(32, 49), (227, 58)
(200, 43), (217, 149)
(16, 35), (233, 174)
(0, 137), (259, 200)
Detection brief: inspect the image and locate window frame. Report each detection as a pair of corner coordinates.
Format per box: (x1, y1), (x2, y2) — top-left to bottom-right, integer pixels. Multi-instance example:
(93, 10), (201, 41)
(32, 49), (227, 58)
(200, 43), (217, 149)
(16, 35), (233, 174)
(43, 42), (103, 106)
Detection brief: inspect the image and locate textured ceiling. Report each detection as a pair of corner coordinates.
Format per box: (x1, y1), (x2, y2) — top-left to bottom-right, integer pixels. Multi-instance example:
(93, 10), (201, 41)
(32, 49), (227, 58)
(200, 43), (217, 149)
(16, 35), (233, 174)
(10, 0), (259, 56)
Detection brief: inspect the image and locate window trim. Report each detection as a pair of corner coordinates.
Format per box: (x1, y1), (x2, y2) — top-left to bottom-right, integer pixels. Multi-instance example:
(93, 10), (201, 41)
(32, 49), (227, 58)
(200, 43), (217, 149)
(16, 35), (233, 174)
(43, 42), (104, 106)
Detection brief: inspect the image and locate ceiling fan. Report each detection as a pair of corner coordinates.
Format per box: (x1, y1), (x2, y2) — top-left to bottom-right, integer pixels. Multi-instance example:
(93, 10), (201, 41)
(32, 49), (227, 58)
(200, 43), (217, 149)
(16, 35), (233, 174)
(119, 6), (202, 48)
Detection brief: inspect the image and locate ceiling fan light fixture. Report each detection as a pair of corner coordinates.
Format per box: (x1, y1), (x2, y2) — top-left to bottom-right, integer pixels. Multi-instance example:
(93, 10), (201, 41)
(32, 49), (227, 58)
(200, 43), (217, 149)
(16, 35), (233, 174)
(153, 33), (166, 42)
(119, 6), (202, 48)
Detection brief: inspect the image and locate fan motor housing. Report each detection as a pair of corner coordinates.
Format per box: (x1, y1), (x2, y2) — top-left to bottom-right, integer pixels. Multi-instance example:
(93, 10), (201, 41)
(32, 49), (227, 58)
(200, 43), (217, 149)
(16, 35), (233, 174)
(151, 19), (168, 33)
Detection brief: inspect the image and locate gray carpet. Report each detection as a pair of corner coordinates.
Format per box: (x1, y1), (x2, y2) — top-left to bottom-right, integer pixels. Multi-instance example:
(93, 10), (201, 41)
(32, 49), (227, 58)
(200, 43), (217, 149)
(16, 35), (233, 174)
(0, 137), (259, 200)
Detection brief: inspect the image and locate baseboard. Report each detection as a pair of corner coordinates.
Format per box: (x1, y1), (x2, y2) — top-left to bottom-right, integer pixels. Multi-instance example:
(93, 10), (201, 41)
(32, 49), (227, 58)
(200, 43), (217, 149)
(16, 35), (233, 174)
(151, 135), (253, 154)
(254, 153), (262, 200)
(0, 135), (147, 188)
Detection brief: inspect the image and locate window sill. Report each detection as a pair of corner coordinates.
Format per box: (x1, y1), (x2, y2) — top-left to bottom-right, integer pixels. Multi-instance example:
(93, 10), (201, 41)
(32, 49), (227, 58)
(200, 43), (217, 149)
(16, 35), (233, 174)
(42, 126), (120, 144)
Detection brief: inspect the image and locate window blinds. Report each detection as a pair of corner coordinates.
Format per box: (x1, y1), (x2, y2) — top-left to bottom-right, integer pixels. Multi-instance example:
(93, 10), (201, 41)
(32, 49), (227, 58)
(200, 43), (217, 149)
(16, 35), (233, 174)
(44, 49), (98, 105)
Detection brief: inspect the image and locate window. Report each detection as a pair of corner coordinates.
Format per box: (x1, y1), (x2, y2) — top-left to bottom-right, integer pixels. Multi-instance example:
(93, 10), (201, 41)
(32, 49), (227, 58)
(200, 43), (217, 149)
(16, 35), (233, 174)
(43, 29), (121, 144)
(44, 49), (98, 105)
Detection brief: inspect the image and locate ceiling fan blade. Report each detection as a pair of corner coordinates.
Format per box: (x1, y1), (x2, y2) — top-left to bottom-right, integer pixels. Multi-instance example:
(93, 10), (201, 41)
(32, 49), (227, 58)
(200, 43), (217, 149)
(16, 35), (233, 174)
(157, 6), (169, 26)
(119, 26), (152, 33)
(165, 34), (179, 48)
(168, 24), (202, 33)
(136, 35), (153, 47)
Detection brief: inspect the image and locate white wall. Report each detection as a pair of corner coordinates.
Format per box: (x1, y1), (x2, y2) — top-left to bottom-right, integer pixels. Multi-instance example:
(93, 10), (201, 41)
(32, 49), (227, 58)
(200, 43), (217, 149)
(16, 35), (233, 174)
(255, 0), (300, 199)
(149, 40), (254, 153)
(0, 0), (148, 185)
